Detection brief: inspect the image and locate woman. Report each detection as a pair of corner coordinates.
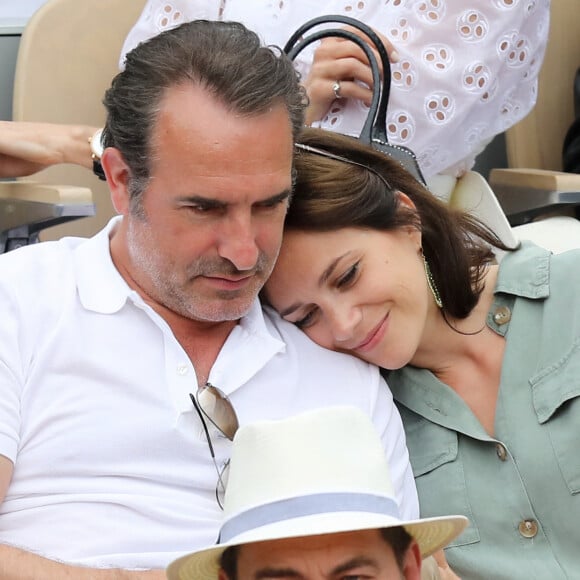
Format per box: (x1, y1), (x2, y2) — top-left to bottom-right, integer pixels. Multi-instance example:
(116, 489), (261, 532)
(262, 128), (579, 579)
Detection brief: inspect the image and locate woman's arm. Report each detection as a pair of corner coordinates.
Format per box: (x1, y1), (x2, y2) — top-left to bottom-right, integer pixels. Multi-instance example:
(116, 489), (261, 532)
(0, 458), (163, 580)
(0, 121), (97, 178)
(0, 544), (166, 580)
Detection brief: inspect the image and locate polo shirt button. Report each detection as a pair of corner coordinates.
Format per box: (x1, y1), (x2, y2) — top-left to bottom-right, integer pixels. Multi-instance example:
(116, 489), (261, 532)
(496, 443), (508, 461)
(177, 365), (189, 375)
(518, 519), (538, 538)
(493, 306), (511, 325)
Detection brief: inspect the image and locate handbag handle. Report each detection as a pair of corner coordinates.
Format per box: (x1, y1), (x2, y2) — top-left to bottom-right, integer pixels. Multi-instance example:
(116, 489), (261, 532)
(283, 14), (390, 146)
(283, 14), (426, 184)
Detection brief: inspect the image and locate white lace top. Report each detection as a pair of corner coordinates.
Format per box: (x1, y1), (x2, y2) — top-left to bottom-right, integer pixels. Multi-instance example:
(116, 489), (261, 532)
(121, 0), (550, 178)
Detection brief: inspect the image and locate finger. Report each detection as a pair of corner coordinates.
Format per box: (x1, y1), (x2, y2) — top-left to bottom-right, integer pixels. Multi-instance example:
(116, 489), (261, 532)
(305, 77), (374, 124)
(332, 80), (374, 105)
(339, 24), (399, 63)
(432, 549), (448, 568)
(309, 77), (373, 104)
(316, 37), (385, 75)
(304, 57), (376, 124)
(432, 549), (462, 580)
(310, 56), (376, 90)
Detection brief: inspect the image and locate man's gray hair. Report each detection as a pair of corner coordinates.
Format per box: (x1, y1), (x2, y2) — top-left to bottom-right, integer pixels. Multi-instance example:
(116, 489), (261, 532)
(102, 19), (307, 204)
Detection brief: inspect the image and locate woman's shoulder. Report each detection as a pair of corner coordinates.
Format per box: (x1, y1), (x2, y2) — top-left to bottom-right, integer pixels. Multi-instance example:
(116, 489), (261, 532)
(497, 242), (580, 317)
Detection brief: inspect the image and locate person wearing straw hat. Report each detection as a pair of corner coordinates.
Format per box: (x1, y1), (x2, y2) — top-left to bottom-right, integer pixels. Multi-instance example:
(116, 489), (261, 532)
(167, 406), (467, 580)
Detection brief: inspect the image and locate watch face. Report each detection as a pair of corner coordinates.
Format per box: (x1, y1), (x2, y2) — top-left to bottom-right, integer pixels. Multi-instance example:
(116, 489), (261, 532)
(90, 128), (105, 159)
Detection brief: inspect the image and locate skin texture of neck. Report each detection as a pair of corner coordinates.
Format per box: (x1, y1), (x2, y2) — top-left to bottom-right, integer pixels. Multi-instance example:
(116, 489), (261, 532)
(410, 265), (499, 371)
(409, 266), (504, 435)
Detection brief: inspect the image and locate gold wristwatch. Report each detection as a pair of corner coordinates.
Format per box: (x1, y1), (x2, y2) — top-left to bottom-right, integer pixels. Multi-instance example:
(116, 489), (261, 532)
(89, 128), (106, 181)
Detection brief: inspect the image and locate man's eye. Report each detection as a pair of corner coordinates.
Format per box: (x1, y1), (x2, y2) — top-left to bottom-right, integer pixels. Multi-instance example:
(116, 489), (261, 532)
(185, 204), (221, 214)
(256, 197), (288, 210)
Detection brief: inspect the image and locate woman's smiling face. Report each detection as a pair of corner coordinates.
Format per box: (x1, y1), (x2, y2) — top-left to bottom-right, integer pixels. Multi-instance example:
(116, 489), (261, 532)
(263, 225), (431, 370)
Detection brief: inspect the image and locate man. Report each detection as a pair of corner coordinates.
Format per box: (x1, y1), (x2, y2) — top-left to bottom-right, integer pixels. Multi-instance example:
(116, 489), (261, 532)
(167, 406), (467, 580)
(0, 20), (416, 578)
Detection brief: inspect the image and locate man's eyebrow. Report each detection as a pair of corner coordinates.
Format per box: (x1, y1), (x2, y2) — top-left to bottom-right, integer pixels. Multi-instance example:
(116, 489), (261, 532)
(252, 556), (378, 579)
(255, 189), (293, 206)
(254, 567), (302, 579)
(175, 189), (292, 209)
(331, 555), (378, 576)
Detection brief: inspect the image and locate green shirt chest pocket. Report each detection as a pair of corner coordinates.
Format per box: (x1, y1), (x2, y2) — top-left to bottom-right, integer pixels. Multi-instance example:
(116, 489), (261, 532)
(400, 407), (479, 548)
(531, 340), (580, 495)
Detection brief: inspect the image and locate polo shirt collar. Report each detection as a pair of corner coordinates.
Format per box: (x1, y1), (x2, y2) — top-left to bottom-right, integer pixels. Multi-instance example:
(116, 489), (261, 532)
(74, 216), (132, 314)
(73, 217), (286, 398)
(209, 300), (286, 397)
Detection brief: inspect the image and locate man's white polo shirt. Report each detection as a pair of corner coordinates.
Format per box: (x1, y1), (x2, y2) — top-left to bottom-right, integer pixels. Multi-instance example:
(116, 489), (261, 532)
(0, 218), (418, 569)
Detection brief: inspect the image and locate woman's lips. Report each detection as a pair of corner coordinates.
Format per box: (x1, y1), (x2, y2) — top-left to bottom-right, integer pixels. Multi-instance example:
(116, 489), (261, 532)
(353, 313), (389, 353)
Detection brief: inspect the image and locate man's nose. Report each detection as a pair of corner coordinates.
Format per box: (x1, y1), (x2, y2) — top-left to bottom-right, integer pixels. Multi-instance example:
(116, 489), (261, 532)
(217, 214), (260, 271)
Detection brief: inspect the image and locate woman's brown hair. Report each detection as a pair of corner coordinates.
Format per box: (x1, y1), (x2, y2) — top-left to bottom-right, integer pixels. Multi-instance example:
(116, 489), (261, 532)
(289, 128), (514, 320)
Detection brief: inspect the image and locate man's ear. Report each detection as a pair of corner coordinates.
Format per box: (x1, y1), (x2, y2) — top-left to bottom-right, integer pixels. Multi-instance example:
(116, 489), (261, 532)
(402, 540), (422, 580)
(101, 147), (131, 216)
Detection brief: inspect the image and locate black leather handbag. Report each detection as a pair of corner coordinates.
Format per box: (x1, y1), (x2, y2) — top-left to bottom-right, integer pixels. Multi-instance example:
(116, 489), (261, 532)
(283, 14), (426, 185)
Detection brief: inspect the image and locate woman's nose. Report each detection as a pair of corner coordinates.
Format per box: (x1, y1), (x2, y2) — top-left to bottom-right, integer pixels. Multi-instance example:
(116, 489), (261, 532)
(329, 305), (362, 343)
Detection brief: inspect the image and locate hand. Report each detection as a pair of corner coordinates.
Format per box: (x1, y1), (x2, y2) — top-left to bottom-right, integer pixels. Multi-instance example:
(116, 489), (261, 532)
(432, 549), (461, 580)
(0, 120), (97, 178)
(303, 26), (399, 125)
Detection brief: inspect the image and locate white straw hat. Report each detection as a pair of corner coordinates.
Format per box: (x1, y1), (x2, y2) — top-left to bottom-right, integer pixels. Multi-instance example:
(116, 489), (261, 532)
(167, 406), (467, 580)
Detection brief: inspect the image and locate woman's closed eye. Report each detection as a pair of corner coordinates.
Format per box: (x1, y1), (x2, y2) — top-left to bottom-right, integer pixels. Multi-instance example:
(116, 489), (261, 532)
(291, 262), (360, 329)
(294, 306), (319, 329)
(337, 261), (360, 288)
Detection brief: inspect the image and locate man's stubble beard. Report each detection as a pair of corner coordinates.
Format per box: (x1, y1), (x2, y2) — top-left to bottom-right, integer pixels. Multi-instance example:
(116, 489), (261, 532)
(126, 218), (278, 322)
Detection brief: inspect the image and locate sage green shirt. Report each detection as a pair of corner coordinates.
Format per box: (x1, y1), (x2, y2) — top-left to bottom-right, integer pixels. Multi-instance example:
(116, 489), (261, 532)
(389, 243), (580, 579)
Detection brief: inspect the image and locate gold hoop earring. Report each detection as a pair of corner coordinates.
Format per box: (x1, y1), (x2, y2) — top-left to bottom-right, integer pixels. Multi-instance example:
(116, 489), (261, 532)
(422, 252), (443, 309)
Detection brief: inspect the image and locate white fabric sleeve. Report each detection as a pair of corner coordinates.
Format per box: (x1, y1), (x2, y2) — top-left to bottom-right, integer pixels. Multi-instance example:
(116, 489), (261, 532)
(0, 279), (24, 463)
(119, 0), (222, 70)
(371, 370), (420, 521)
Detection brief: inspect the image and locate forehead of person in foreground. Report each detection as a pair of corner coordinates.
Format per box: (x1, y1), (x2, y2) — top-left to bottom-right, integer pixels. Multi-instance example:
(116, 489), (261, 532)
(166, 406), (468, 580)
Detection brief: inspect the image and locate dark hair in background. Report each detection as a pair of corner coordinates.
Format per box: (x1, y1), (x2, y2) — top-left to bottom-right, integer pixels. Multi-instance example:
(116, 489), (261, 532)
(289, 128), (514, 320)
(218, 526), (413, 579)
(102, 19), (307, 206)
(380, 526), (413, 568)
(563, 67), (580, 174)
(219, 545), (239, 580)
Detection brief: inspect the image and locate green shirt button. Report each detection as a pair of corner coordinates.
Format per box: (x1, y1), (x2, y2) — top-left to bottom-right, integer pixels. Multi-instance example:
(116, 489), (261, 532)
(518, 519), (538, 538)
(493, 306), (512, 325)
(496, 443), (508, 461)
